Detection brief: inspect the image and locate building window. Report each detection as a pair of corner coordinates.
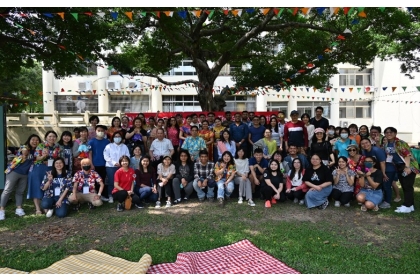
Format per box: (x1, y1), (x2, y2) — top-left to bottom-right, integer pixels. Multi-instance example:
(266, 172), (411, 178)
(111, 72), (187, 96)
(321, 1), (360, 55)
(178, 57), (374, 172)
(339, 101), (371, 118)
(297, 102), (330, 119)
(183, 61), (193, 67)
(267, 102), (288, 113)
(55, 95), (98, 113)
(225, 95), (256, 112)
(162, 95), (201, 112)
(109, 95), (149, 113)
(339, 68), (372, 86)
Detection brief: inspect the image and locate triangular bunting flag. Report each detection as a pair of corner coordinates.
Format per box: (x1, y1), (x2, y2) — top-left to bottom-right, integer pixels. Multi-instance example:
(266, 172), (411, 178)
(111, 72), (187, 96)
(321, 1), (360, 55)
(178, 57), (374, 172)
(194, 10), (202, 17)
(341, 88), (345, 92)
(110, 12), (118, 20)
(277, 8), (284, 17)
(382, 87), (387, 91)
(349, 88), (353, 93)
(208, 10), (215, 19)
(306, 87), (309, 92)
(223, 9), (229, 15)
(177, 10), (187, 19)
(71, 13), (78, 21)
(357, 88), (361, 93)
(97, 12), (105, 18)
(125, 12), (133, 21)
(316, 7), (325, 15)
(417, 86), (420, 91)
(358, 11), (367, 18)
(57, 12), (64, 20)
(261, 8), (270, 15)
(402, 86), (407, 91)
(301, 8), (310, 15)
(392, 87), (397, 92)
(43, 13), (54, 18)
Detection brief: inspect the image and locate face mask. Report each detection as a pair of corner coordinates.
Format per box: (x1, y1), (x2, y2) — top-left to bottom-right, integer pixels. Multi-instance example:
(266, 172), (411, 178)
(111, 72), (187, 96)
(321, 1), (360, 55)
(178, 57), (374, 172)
(114, 137), (122, 144)
(82, 165), (91, 171)
(364, 162), (373, 169)
(360, 133), (367, 137)
(340, 133), (348, 139)
(96, 131), (104, 138)
(328, 130), (335, 135)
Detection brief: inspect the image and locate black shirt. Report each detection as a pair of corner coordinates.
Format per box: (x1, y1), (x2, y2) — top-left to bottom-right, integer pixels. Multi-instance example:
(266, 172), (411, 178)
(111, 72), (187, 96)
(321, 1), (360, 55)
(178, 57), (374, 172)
(310, 117), (329, 131)
(310, 141), (332, 161)
(362, 169), (383, 191)
(302, 164), (333, 186)
(262, 170), (284, 188)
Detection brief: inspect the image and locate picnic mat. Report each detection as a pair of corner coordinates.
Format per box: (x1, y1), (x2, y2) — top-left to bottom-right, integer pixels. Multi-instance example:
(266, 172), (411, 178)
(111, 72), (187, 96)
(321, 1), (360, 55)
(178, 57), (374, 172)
(147, 239), (300, 274)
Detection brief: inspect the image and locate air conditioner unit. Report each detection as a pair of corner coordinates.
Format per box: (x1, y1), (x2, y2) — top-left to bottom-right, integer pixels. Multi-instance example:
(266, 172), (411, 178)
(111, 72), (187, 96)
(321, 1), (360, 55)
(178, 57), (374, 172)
(78, 81), (92, 92)
(342, 121), (349, 128)
(128, 80), (141, 91)
(106, 80), (121, 91)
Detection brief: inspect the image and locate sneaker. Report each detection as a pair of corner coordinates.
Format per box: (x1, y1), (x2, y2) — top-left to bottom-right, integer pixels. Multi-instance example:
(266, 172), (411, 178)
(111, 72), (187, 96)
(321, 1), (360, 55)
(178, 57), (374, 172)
(238, 197), (243, 204)
(299, 200), (305, 205)
(344, 203), (351, 207)
(100, 196), (109, 202)
(271, 197), (277, 204)
(166, 201), (172, 208)
(155, 201), (161, 208)
(15, 208), (25, 217)
(378, 201), (391, 209)
(318, 200), (329, 210)
(46, 209), (54, 218)
(173, 199), (180, 205)
(334, 201), (341, 207)
(265, 200), (271, 208)
(117, 203), (124, 212)
(183, 197), (188, 201)
(87, 202), (96, 210)
(207, 197), (214, 203)
(135, 202), (144, 209)
(373, 205), (379, 212)
(393, 197), (402, 202)
(218, 197), (224, 207)
(361, 205), (367, 212)
(108, 197), (114, 203)
(397, 205), (415, 212)
(0, 210), (5, 220)
(248, 199), (255, 207)
(395, 205), (412, 213)
(198, 198), (205, 203)
(293, 198), (299, 204)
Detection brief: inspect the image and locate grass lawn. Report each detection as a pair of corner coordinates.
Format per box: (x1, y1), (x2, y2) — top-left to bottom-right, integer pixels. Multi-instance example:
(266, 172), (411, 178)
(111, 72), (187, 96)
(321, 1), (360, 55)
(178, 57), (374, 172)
(1, 176), (420, 274)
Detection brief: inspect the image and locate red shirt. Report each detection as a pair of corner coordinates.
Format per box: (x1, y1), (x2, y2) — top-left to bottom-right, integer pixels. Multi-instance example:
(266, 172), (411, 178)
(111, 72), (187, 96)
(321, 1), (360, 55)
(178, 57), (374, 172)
(112, 167), (136, 194)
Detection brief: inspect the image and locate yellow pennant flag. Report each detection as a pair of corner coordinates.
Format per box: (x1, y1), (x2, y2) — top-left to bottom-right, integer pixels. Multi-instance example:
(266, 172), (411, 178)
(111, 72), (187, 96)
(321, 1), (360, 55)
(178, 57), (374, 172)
(125, 12), (133, 21)
(57, 12), (65, 20)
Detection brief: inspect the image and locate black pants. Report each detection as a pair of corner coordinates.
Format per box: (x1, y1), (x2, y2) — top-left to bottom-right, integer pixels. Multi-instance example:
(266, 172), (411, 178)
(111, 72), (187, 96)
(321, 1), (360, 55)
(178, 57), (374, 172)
(286, 189), (305, 201)
(94, 166), (107, 195)
(398, 172), (416, 207)
(261, 184), (286, 202)
(151, 157), (164, 171)
(156, 179), (173, 200)
(112, 190), (141, 205)
(330, 189), (353, 205)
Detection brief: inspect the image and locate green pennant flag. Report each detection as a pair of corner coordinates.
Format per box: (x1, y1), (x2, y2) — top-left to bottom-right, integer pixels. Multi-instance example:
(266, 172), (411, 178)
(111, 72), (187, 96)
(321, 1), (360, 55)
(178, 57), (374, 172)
(208, 10), (215, 19)
(331, 42), (339, 47)
(417, 86), (420, 91)
(71, 13), (78, 21)
(277, 8), (284, 17)
(348, 7), (355, 14)
(358, 7), (365, 12)
(107, 65), (114, 70)
(332, 98), (334, 101)
(282, 95), (285, 98)
(357, 87), (361, 93)
(379, 7), (385, 12)
(68, 51), (74, 55)
(141, 12), (147, 17)
(402, 86), (407, 91)
(15, 23), (24, 28)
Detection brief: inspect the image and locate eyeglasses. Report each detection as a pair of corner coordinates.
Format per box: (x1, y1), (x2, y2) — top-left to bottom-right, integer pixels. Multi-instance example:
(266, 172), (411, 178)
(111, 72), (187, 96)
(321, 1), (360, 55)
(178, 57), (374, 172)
(385, 131), (394, 134)
(348, 149), (357, 152)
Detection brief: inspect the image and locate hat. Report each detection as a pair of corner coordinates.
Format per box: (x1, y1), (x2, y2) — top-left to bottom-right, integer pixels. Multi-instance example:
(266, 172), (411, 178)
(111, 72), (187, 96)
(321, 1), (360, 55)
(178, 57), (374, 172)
(346, 144), (359, 151)
(314, 127), (325, 134)
(163, 155), (172, 160)
(290, 110), (299, 115)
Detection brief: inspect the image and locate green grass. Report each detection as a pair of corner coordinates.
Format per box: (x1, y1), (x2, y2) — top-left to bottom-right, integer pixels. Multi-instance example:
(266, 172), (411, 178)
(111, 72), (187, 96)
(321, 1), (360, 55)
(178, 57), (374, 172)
(1, 177), (420, 273)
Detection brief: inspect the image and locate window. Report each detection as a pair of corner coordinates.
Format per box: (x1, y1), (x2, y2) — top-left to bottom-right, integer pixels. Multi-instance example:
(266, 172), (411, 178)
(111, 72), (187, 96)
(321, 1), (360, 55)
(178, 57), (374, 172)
(162, 95), (201, 112)
(224, 95), (256, 112)
(339, 101), (371, 118)
(55, 95), (98, 113)
(267, 102), (288, 113)
(109, 95), (149, 113)
(339, 68), (372, 86)
(297, 102), (330, 119)
(183, 61), (193, 67)
(174, 72), (183, 76)
(183, 72), (195, 75)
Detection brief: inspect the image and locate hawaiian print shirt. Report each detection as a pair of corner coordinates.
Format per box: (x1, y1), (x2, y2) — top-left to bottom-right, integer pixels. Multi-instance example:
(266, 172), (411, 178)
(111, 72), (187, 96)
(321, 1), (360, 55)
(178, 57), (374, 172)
(40, 173), (72, 200)
(72, 170), (103, 193)
(214, 162), (236, 182)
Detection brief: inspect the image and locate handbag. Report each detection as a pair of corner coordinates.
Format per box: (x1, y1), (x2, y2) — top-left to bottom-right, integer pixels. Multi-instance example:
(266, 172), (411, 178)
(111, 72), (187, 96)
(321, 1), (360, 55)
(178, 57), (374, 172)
(124, 194), (132, 210)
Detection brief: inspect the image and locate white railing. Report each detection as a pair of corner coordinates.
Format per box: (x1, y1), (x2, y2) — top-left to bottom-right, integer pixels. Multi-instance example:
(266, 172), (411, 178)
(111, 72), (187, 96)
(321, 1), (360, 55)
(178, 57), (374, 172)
(6, 110), (122, 128)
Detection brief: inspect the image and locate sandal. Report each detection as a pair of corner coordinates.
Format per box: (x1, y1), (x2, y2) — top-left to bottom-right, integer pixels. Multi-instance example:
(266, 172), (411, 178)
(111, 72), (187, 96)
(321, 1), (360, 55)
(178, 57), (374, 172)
(35, 210), (43, 215)
(360, 205), (367, 212)
(373, 205), (379, 212)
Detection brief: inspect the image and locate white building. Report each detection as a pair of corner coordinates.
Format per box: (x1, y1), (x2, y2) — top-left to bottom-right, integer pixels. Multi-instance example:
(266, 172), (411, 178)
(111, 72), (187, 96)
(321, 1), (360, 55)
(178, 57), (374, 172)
(42, 58), (420, 144)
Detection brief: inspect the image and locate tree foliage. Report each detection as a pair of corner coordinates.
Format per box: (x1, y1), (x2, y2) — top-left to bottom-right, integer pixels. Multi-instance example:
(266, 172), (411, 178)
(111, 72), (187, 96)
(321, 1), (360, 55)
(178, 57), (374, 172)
(0, 7), (416, 111)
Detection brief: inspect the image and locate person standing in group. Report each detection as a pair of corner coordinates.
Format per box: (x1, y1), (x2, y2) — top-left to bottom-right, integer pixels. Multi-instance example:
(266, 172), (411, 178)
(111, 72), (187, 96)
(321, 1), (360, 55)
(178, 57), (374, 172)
(212, 117), (226, 162)
(285, 158), (308, 205)
(261, 159), (286, 208)
(253, 129), (277, 160)
(172, 150), (195, 205)
(216, 130), (236, 161)
(284, 110), (308, 153)
(166, 117), (181, 160)
(277, 111), (288, 158)
(229, 113), (249, 157)
(241, 111), (251, 126)
(310, 128), (335, 168)
(234, 148), (255, 207)
(103, 131), (131, 203)
(356, 156), (383, 212)
(179, 115), (192, 148)
(112, 155), (142, 212)
(284, 145), (310, 170)
(87, 125), (110, 200)
(214, 151), (236, 207)
(326, 125), (338, 146)
(28, 131), (62, 215)
(310, 106), (329, 131)
(58, 131), (74, 175)
(125, 117), (148, 156)
(190, 113), (202, 130)
(303, 154), (333, 210)
(346, 144), (366, 196)
(301, 113), (315, 155)
(381, 127), (420, 213)
(193, 150), (217, 202)
(72, 127), (80, 141)
(1, 135), (40, 221)
(107, 117), (126, 140)
(267, 117), (282, 153)
(331, 156), (356, 207)
(223, 111), (234, 127)
(130, 145), (142, 170)
(181, 126), (207, 161)
(73, 126), (91, 175)
(88, 115), (99, 140)
(121, 116), (131, 131)
(333, 127), (356, 158)
(198, 120), (215, 162)
(248, 116), (266, 154)
(358, 125), (369, 139)
(207, 112), (216, 129)
(149, 128), (174, 169)
(348, 124), (361, 146)
(40, 157), (72, 218)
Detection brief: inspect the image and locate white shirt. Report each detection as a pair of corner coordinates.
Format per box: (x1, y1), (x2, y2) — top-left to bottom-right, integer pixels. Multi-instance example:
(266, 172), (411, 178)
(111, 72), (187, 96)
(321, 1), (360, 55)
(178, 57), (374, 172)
(150, 138), (174, 157)
(103, 143), (130, 167)
(234, 158), (249, 176)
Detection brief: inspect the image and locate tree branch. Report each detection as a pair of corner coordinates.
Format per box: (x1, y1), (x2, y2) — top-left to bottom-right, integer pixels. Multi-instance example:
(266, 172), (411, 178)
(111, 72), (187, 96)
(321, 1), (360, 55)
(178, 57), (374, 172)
(263, 22), (341, 34)
(145, 73), (199, 86)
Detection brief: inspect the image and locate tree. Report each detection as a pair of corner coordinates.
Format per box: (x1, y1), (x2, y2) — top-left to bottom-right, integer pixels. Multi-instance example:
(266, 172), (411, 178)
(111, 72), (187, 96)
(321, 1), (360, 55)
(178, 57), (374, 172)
(0, 7), (414, 111)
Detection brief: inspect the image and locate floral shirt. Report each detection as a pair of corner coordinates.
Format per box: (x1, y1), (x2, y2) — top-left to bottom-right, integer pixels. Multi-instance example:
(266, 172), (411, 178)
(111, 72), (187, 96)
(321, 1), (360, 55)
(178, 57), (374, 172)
(214, 162), (236, 182)
(72, 170), (103, 193)
(381, 137), (420, 174)
(40, 173), (72, 200)
(34, 142), (61, 165)
(213, 126), (226, 141)
(181, 136), (207, 160)
(332, 169), (356, 193)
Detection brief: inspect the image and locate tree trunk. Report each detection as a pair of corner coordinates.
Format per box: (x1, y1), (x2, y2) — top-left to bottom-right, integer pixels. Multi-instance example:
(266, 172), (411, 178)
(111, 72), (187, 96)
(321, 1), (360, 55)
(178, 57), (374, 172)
(196, 72), (226, 112)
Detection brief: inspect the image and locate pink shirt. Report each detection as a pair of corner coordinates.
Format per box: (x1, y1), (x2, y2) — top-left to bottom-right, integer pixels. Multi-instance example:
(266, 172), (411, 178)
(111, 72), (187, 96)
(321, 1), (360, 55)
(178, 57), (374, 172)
(167, 127), (180, 146)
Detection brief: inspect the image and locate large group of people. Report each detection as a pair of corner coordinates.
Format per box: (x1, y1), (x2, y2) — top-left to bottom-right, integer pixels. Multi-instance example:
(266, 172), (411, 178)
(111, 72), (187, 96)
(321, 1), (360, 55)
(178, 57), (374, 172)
(1, 108), (419, 221)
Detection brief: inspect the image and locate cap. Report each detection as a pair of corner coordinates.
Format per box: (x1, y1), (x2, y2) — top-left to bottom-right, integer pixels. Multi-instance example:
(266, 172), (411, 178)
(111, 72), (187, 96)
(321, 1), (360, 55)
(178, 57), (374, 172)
(290, 110), (299, 115)
(314, 127), (325, 134)
(346, 144), (359, 151)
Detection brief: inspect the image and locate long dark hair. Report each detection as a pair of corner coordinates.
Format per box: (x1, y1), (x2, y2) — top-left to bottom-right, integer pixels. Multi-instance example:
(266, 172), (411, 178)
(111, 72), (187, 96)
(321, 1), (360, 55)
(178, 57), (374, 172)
(220, 129), (232, 144)
(220, 151), (235, 166)
(138, 155), (154, 174)
(267, 159), (281, 176)
(269, 117), (279, 132)
(24, 134), (41, 151)
(235, 147), (247, 159)
(290, 158), (303, 180)
(111, 117), (122, 128)
(58, 131), (73, 147)
(51, 157), (67, 178)
(167, 116), (180, 134)
(178, 149), (193, 165)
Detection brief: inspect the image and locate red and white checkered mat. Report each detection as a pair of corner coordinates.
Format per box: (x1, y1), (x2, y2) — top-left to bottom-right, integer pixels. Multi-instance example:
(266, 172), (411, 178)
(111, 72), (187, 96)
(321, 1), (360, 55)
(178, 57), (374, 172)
(147, 239), (300, 274)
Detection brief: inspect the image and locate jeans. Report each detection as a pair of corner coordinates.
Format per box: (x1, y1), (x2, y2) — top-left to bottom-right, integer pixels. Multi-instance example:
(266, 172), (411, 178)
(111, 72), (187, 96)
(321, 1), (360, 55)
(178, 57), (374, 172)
(217, 179), (234, 199)
(382, 171), (396, 204)
(41, 197), (68, 218)
(134, 186), (158, 202)
(106, 166), (119, 196)
(193, 178), (216, 199)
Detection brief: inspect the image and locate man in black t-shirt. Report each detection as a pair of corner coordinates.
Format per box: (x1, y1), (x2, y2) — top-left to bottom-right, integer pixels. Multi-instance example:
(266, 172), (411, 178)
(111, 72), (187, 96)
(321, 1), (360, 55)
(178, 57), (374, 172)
(310, 106), (329, 131)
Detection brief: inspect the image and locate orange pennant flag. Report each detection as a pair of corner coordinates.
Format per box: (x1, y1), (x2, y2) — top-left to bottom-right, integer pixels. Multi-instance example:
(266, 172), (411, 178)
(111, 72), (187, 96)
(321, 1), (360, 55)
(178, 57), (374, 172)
(358, 11), (367, 17)
(349, 88), (353, 92)
(57, 12), (64, 20)
(313, 87), (317, 92)
(27, 29), (36, 35)
(76, 54), (84, 60)
(231, 9), (239, 16)
(333, 7), (340, 15)
(301, 8), (310, 15)
(195, 10), (202, 17)
(324, 48), (332, 52)
(262, 8), (270, 15)
(392, 87), (397, 92)
(163, 11), (171, 17)
(124, 12), (133, 21)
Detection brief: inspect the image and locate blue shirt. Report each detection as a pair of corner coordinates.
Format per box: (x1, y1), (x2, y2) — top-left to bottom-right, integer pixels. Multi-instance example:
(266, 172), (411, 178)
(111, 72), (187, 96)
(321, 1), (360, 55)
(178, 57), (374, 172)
(13, 154), (34, 175)
(88, 138), (110, 167)
(248, 157), (269, 176)
(284, 154), (310, 170)
(333, 138), (355, 157)
(229, 122), (249, 143)
(248, 125), (266, 143)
